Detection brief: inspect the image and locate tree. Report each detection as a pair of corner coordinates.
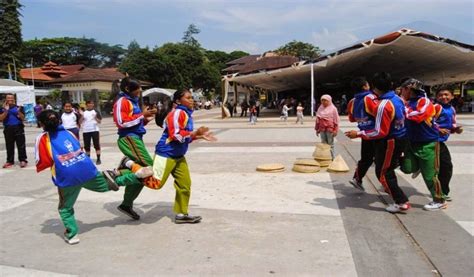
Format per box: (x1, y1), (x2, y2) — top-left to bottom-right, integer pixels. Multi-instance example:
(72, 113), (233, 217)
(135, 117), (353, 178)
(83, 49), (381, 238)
(0, 0), (23, 78)
(182, 24), (201, 48)
(275, 40), (322, 60)
(19, 37), (126, 67)
(127, 40), (141, 55)
(228, 50), (249, 61)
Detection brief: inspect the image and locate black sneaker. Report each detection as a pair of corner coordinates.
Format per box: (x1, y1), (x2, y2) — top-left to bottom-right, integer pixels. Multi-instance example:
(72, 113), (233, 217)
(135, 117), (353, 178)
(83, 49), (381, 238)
(117, 205), (140, 220)
(349, 178), (365, 191)
(117, 156), (131, 170)
(175, 214), (202, 224)
(103, 170), (120, 191)
(96, 159), (102, 165)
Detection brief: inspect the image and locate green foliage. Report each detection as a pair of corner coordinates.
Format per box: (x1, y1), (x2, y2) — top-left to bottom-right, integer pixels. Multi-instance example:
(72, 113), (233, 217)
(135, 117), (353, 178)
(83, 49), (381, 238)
(48, 88), (62, 101)
(275, 40), (322, 60)
(0, 0), (23, 78)
(19, 37), (126, 67)
(16, 23), (251, 95)
(182, 24), (201, 48)
(127, 40), (140, 55)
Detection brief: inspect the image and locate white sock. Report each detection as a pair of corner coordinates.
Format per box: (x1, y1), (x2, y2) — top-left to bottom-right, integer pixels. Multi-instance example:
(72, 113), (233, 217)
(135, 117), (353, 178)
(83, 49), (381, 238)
(125, 160), (134, 168)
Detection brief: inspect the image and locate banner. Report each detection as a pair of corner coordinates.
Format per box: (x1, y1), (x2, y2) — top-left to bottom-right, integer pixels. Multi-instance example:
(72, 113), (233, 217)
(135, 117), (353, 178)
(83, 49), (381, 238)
(23, 103), (37, 124)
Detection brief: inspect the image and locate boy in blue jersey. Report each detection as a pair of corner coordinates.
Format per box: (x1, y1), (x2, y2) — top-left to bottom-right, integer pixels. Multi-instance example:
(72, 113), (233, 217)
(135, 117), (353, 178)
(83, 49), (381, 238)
(434, 88), (463, 200)
(35, 110), (149, 244)
(400, 79), (446, 211)
(346, 77), (377, 191)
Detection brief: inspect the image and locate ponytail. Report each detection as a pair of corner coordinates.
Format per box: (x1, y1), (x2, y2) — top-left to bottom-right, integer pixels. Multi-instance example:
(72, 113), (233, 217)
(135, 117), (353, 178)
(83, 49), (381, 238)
(38, 110), (60, 132)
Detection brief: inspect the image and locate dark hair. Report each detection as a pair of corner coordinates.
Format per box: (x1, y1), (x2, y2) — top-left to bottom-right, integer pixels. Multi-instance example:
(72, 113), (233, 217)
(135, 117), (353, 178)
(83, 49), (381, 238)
(350, 77), (368, 92)
(120, 77), (131, 92)
(437, 86), (453, 95)
(38, 110), (60, 132)
(155, 88), (191, 128)
(63, 101), (72, 107)
(400, 78), (425, 94)
(128, 80), (141, 93)
(120, 77), (141, 97)
(85, 100), (94, 104)
(371, 72), (393, 92)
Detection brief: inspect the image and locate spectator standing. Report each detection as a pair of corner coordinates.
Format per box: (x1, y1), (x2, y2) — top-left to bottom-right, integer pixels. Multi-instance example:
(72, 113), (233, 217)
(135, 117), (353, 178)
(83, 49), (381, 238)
(315, 94), (340, 159)
(295, 102), (304, 124)
(0, 93), (28, 168)
(82, 101), (103, 165)
(34, 102), (43, 128)
(60, 102), (81, 140)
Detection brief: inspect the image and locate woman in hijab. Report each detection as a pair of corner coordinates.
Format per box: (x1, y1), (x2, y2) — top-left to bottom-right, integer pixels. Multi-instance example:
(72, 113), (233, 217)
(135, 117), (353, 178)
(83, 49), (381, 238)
(315, 94), (340, 159)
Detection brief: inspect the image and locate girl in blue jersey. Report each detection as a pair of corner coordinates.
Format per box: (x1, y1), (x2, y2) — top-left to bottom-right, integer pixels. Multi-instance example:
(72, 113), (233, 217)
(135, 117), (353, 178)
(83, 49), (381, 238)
(154, 89), (217, 224)
(35, 110), (148, 244)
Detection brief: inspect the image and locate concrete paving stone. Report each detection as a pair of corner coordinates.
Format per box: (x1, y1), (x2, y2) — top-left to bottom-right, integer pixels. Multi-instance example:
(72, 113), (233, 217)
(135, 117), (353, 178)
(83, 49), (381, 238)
(0, 199), (357, 276)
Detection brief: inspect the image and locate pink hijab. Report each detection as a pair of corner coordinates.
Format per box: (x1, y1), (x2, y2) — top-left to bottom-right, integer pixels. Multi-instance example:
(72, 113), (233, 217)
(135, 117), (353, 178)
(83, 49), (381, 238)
(316, 94), (340, 124)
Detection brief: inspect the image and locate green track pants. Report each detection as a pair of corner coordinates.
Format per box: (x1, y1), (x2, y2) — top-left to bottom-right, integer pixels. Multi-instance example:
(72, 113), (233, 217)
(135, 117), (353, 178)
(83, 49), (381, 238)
(58, 172), (139, 239)
(401, 141), (445, 202)
(117, 136), (155, 207)
(152, 155), (192, 214)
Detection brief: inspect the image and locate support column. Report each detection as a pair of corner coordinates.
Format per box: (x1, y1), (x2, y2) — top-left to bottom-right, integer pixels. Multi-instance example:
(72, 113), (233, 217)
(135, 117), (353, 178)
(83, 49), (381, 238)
(311, 62), (315, 117)
(92, 89), (101, 113)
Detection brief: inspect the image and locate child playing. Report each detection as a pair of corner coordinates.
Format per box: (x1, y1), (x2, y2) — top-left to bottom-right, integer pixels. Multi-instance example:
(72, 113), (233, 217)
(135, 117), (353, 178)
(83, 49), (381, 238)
(113, 77), (158, 220)
(295, 102), (304, 124)
(315, 94), (340, 159)
(400, 78), (445, 211)
(347, 77), (377, 191)
(434, 88), (463, 201)
(154, 89), (217, 224)
(35, 110), (150, 245)
(249, 105), (257, 125)
(280, 103), (289, 122)
(82, 100), (102, 165)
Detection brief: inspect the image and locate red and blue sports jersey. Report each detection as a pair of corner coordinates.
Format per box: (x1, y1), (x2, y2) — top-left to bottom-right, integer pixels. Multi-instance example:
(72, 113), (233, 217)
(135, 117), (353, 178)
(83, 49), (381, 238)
(35, 126), (98, 187)
(358, 91), (406, 140)
(347, 90), (377, 131)
(155, 105), (195, 158)
(405, 95), (439, 143)
(113, 92), (147, 138)
(434, 103), (457, 142)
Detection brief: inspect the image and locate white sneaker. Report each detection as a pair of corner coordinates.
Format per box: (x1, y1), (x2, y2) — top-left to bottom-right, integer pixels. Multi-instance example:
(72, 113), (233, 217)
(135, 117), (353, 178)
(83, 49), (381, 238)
(423, 201), (447, 211)
(64, 234), (80, 245)
(135, 166), (153, 179)
(386, 202), (411, 213)
(411, 170), (421, 179)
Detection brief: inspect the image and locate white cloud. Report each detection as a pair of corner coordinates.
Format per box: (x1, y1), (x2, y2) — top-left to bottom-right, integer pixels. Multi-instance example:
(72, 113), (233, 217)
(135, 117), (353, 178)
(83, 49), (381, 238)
(311, 28), (359, 52)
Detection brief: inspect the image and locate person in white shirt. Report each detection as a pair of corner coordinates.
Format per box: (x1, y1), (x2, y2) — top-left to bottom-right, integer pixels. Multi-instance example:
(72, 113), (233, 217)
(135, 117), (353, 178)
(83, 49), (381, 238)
(82, 101), (102, 165)
(60, 102), (81, 139)
(280, 103), (290, 122)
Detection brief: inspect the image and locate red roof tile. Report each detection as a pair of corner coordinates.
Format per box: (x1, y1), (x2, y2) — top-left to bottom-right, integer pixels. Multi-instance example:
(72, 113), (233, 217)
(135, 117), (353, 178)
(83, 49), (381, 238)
(226, 55), (260, 65)
(48, 68), (125, 83)
(239, 56), (299, 74)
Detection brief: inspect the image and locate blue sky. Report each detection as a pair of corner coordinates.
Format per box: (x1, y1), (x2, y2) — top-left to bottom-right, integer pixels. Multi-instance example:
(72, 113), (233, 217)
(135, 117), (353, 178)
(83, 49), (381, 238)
(21, 0), (473, 54)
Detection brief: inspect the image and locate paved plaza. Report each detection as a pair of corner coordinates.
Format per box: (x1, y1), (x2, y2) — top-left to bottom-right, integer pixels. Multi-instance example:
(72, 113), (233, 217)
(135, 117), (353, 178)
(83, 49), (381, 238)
(0, 108), (473, 276)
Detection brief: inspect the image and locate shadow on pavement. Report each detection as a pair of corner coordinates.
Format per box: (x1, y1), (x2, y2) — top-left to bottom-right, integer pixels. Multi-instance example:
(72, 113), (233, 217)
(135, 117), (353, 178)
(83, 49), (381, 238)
(40, 201), (177, 238)
(307, 179), (429, 212)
